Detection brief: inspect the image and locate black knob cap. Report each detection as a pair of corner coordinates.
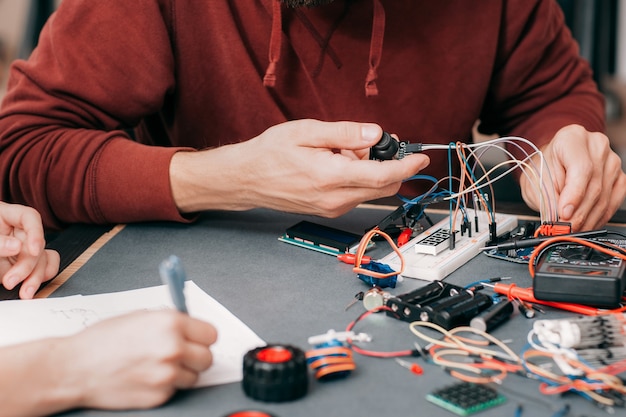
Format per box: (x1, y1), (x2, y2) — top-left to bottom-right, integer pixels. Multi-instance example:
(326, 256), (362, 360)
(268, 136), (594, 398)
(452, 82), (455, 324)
(370, 131), (399, 160)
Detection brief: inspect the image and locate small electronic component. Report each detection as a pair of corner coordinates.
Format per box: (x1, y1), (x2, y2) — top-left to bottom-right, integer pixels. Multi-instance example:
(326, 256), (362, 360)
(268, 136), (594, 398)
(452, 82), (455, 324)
(379, 212), (518, 281)
(483, 246), (534, 264)
(278, 220), (364, 256)
(369, 131), (423, 160)
(414, 228), (452, 255)
(306, 330), (367, 381)
(426, 382), (506, 416)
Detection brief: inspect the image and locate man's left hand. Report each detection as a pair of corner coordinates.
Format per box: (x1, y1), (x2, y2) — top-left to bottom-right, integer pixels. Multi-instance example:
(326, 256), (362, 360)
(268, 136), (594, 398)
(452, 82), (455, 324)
(520, 124), (626, 231)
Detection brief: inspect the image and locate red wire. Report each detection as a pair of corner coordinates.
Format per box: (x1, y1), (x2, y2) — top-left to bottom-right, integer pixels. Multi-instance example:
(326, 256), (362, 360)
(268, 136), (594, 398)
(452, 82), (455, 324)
(345, 306), (416, 358)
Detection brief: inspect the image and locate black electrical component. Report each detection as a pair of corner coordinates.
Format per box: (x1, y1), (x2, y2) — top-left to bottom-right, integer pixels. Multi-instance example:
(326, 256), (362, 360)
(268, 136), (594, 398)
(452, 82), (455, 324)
(370, 131), (423, 160)
(470, 299), (514, 332)
(385, 281), (493, 329)
(242, 344), (308, 402)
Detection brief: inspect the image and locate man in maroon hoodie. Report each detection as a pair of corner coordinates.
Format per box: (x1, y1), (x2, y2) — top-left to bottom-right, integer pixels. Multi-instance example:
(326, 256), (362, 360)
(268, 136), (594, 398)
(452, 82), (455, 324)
(0, 0), (624, 232)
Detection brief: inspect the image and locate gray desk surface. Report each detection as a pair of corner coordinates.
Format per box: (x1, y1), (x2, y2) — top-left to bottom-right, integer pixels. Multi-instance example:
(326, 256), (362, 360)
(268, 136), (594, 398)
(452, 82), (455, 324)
(51, 206), (624, 417)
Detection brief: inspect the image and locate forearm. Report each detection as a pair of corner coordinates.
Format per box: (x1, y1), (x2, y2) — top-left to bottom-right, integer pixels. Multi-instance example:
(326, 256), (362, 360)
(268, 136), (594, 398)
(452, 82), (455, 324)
(170, 142), (257, 213)
(0, 338), (84, 417)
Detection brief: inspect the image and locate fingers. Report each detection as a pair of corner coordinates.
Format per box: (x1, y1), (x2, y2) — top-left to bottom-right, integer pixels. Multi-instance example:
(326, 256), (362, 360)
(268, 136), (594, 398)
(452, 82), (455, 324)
(553, 126), (625, 230)
(0, 235), (22, 257)
(174, 343), (214, 389)
(176, 315), (217, 387)
(0, 202), (46, 255)
(16, 250), (61, 299)
(0, 203), (58, 296)
(182, 316), (218, 346)
(344, 153), (431, 188)
(276, 119), (384, 150)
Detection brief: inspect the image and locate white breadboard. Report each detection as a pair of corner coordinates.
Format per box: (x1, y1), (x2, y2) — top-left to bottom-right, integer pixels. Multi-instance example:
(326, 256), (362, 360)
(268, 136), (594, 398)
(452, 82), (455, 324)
(379, 211), (518, 281)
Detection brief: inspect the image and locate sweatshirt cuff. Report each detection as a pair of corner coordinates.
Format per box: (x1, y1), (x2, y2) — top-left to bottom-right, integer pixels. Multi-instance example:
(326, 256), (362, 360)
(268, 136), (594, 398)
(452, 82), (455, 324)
(91, 138), (195, 224)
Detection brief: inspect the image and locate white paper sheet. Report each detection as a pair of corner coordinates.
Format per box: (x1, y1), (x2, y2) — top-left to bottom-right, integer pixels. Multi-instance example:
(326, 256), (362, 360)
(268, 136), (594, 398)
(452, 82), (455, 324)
(0, 281), (265, 387)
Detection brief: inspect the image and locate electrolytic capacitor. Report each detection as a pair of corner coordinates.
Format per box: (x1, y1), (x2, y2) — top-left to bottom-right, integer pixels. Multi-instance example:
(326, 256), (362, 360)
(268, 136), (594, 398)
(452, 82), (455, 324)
(470, 299), (514, 332)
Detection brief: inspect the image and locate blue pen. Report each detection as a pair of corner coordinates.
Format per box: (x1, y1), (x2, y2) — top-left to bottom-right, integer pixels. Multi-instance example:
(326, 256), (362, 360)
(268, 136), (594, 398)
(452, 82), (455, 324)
(159, 255), (188, 314)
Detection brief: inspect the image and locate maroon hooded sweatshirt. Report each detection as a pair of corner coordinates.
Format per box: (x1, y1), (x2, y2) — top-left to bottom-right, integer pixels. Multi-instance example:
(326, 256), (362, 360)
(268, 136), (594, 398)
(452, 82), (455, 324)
(0, 0), (604, 230)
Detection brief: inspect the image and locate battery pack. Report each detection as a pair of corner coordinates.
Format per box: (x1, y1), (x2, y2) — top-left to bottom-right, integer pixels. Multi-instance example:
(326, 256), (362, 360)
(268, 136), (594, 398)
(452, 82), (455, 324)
(385, 281), (493, 329)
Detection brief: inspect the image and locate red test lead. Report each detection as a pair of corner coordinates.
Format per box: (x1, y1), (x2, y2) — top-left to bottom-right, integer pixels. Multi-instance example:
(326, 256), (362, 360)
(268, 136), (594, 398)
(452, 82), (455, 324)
(397, 228), (413, 247)
(490, 282), (602, 316)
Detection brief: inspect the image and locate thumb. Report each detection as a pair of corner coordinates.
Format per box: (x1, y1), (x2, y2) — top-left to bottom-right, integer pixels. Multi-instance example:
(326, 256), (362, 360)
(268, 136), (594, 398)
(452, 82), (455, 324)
(293, 120), (382, 151)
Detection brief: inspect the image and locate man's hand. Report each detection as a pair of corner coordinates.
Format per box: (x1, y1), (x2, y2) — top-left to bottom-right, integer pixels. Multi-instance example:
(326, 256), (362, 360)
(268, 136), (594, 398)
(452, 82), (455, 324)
(0, 202), (60, 298)
(520, 124), (626, 231)
(170, 119), (430, 218)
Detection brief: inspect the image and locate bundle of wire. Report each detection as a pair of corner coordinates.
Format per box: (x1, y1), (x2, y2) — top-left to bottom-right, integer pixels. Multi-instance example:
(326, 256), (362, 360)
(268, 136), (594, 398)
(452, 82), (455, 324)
(351, 136), (558, 287)
(409, 318), (626, 411)
(524, 314), (626, 411)
(408, 320), (524, 384)
(351, 228), (405, 288)
(396, 136), (559, 236)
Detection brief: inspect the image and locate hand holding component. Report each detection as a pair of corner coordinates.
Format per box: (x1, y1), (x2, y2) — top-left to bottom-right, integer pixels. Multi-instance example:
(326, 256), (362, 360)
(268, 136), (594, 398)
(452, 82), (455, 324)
(519, 125), (626, 231)
(169, 120), (430, 218)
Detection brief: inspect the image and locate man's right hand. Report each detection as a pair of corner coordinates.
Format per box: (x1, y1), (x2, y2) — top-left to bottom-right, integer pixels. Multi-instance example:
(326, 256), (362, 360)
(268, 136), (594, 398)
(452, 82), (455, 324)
(169, 119), (430, 217)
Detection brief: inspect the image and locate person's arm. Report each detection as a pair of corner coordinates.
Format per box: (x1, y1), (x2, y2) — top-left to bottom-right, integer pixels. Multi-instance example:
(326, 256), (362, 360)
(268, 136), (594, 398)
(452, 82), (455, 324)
(0, 1), (185, 230)
(0, 310), (217, 417)
(0, 202), (59, 299)
(478, 0), (625, 230)
(170, 119), (430, 218)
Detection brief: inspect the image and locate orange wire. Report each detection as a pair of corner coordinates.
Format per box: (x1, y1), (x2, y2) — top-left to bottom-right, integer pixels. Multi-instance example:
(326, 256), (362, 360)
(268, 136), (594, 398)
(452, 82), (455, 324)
(528, 236), (626, 277)
(352, 228), (405, 278)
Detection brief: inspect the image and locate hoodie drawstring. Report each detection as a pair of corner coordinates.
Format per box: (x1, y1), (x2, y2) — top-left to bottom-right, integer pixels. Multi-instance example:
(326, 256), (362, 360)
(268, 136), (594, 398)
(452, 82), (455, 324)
(263, 0), (283, 88)
(365, 0), (385, 97)
(264, 0), (386, 97)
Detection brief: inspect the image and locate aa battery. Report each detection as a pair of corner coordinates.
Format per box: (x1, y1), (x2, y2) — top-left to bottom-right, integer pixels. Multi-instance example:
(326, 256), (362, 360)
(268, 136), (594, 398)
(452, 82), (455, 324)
(401, 281), (446, 306)
(435, 293), (493, 329)
(470, 299), (514, 332)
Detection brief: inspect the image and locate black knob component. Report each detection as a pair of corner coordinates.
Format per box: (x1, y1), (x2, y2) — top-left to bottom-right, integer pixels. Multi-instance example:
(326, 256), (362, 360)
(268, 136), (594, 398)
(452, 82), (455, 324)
(370, 131), (399, 160)
(242, 344), (308, 402)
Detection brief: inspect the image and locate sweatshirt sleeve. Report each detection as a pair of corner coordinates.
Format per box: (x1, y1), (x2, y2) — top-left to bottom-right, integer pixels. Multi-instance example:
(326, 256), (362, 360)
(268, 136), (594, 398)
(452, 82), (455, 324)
(478, 0), (605, 157)
(0, 0), (189, 230)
